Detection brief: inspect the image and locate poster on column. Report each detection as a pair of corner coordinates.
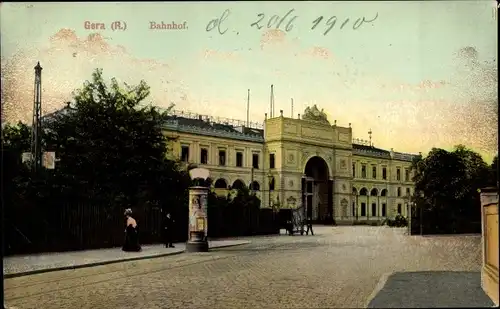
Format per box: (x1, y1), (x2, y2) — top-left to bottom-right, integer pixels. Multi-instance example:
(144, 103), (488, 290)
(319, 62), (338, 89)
(189, 189), (208, 235)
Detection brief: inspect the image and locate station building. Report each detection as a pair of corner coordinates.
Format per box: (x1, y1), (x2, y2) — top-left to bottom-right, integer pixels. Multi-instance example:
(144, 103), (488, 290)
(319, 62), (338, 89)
(164, 105), (419, 224)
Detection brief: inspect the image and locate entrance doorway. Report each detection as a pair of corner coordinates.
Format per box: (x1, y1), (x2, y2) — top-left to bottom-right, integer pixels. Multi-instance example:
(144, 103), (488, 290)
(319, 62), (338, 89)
(303, 156), (333, 224)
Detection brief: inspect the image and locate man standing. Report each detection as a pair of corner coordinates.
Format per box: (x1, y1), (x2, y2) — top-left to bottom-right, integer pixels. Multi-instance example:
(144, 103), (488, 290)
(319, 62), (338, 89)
(163, 212), (175, 248)
(305, 215), (314, 236)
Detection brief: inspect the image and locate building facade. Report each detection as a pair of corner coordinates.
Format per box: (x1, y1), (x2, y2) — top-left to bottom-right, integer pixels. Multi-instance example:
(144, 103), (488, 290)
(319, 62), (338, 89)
(164, 105), (419, 225)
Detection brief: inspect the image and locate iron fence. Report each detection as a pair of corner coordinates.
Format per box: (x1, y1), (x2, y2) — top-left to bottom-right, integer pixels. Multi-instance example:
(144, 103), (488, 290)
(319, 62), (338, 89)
(5, 201), (278, 255)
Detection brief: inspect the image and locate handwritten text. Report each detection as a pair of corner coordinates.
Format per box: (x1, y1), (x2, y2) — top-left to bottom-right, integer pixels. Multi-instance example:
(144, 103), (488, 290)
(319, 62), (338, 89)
(205, 9), (379, 36)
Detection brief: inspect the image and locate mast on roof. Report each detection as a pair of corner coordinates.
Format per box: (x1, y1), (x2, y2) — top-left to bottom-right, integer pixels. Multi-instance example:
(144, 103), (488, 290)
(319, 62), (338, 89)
(246, 89), (250, 127)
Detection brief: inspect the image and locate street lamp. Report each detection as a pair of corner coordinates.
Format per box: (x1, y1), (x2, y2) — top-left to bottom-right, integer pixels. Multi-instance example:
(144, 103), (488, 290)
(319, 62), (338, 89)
(418, 191), (424, 235)
(420, 201), (423, 236)
(405, 194), (411, 235)
(268, 171), (275, 229)
(267, 171), (274, 209)
(352, 191), (358, 221)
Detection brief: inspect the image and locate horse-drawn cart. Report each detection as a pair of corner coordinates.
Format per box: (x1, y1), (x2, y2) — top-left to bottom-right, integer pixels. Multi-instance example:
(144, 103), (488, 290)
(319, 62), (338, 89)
(281, 206), (306, 235)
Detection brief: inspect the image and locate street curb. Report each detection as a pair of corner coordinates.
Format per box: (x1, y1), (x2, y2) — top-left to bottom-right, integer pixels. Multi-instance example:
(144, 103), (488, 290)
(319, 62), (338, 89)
(364, 272), (393, 308)
(4, 241), (250, 279)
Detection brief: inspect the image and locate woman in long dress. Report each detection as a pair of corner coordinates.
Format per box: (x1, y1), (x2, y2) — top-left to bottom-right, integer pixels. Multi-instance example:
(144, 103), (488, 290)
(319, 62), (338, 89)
(122, 208), (141, 252)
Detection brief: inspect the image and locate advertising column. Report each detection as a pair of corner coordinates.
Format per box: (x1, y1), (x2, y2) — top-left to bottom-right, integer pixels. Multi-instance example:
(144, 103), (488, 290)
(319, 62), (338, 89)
(186, 186), (209, 252)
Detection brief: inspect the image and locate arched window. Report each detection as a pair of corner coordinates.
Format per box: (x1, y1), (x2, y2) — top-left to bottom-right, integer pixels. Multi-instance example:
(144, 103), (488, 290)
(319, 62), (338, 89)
(232, 179), (245, 190)
(370, 188), (378, 196)
(249, 181), (260, 191)
(214, 179), (228, 189)
(359, 188), (368, 196)
(381, 189), (388, 197)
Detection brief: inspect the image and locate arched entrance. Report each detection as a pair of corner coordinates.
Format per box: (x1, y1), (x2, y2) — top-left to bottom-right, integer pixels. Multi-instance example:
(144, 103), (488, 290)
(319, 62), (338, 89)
(303, 156), (333, 224)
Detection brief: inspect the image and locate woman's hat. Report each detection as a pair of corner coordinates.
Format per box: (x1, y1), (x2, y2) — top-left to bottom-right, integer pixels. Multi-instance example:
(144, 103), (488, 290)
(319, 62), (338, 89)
(124, 208), (133, 216)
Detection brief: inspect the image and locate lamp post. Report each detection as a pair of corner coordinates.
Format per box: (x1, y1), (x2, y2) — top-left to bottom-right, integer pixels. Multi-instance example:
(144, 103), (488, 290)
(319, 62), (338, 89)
(352, 191), (358, 221)
(405, 193), (413, 235)
(268, 171), (275, 228)
(419, 191), (424, 236)
(405, 194), (410, 235)
(420, 201), (423, 236)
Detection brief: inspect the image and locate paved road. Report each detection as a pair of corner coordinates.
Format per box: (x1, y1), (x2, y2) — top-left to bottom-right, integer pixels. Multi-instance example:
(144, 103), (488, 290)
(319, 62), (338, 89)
(4, 226), (485, 309)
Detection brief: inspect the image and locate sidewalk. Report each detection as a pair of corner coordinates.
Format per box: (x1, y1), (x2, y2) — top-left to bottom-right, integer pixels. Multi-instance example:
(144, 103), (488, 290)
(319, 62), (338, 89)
(3, 239), (250, 278)
(366, 271), (494, 308)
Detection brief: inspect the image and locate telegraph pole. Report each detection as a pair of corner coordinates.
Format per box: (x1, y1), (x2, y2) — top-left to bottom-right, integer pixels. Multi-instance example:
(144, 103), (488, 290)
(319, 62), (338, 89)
(31, 62), (43, 174)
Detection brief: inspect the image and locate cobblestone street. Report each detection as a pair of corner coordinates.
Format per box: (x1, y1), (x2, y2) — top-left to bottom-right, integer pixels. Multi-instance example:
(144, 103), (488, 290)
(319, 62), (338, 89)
(4, 226), (484, 309)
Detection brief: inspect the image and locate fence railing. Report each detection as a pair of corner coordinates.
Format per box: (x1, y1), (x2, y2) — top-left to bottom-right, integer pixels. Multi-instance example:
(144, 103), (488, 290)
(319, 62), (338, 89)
(5, 201), (279, 255)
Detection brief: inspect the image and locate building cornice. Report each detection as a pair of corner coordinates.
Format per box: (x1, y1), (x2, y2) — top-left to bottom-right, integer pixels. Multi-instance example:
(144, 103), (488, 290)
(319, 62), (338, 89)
(162, 121), (264, 143)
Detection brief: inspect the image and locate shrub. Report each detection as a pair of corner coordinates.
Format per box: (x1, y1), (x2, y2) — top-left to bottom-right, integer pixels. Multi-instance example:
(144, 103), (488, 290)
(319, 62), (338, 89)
(386, 214), (408, 227)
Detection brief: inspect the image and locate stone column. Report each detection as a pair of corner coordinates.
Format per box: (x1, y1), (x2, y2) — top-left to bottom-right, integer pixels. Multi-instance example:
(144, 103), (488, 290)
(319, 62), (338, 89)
(186, 186), (209, 252)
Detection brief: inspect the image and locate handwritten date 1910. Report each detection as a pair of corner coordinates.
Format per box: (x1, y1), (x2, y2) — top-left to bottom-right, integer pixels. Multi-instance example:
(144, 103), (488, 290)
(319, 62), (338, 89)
(311, 13), (379, 35)
(205, 9), (379, 36)
(250, 9), (298, 32)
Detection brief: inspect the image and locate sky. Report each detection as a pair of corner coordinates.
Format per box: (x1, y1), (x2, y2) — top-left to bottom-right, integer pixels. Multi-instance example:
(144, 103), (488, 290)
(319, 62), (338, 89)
(1, 1), (498, 162)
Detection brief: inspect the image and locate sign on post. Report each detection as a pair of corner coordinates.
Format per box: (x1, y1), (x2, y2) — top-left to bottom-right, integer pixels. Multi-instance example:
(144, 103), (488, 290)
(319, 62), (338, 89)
(43, 152), (56, 169)
(21, 152), (33, 164)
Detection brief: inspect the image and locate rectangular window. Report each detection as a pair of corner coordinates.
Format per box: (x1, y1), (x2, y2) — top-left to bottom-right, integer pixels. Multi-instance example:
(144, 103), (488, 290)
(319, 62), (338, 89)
(252, 153), (259, 169)
(405, 169), (410, 181)
(270, 153), (275, 169)
(382, 167), (387, 180)
(181, 146), (189, 162)
(396, 168), (401, 181)
(397, 204), (402, 214)
(361, 203), (366, 216)
(352, 163), (356, 177)
(371, 203), (377, 216)
(372, 166), (377, 179)
(200, 148), (208, 164)
(406, 187), (411, 196)
(397, 187), (402, 197)
(361, 165), (367, 178)
(236, 151), (243, 167)
(218, 150), (226, 166)
(382, 204), (387, 217)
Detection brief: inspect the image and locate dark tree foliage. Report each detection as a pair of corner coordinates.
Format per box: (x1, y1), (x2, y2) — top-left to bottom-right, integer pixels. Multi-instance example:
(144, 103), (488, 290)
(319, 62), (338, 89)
(2, 122), (32, 207)
(39, 69), (191, 210)
(3, 69), (191, 216)
(490, 155), (498, 187)
(410, 145), (495, 233)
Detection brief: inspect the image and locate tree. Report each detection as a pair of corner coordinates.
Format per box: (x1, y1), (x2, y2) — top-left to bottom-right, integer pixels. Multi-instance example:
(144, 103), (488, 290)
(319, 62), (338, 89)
(412, 148), (465, 204)
(40, 68), (189, 209)
(2, 122), (32, 206)
(490, 155), (498, 187)
(410, 145), (489, 233)
(2, 122), (31, 152)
